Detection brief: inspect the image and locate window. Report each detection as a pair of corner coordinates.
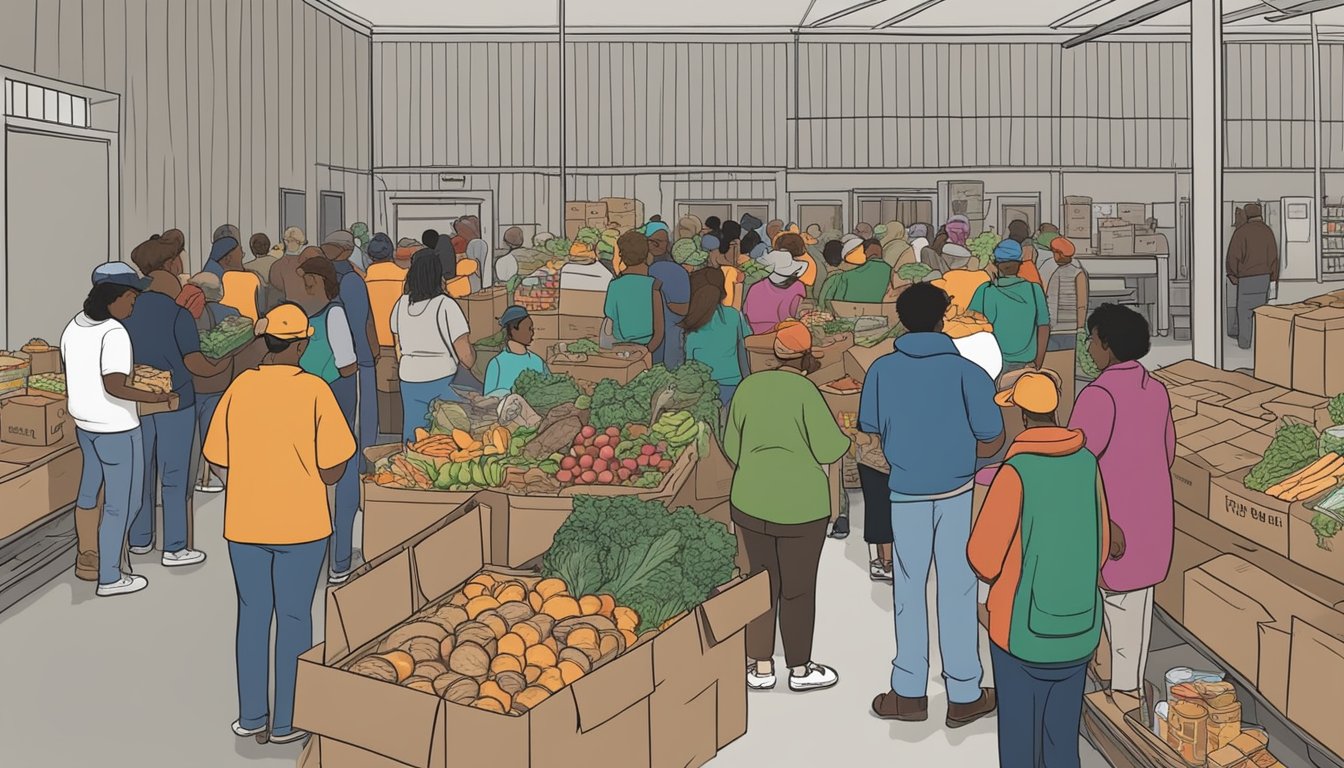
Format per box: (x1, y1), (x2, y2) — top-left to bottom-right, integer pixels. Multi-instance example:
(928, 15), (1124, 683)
(4, 79), (90, 128)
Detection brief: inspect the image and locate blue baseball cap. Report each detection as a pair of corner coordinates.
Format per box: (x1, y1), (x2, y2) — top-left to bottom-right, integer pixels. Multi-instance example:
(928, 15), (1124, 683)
(91, 261), (150, 290)
(701, 234), (722, 252)
(499, 305), (530, 328)
(993, 239), (1024, 263)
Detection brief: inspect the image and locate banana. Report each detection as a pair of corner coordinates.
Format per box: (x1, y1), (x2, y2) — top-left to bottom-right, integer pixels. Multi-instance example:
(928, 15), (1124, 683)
(470, 461), (488, 487)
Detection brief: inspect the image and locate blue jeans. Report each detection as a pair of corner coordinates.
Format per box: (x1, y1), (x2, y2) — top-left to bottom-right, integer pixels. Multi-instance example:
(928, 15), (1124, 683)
(76, 427), (145, 585)
(990, 644), (1088, 768)
(196, 392), (222, 439)
(399, 373), (459, 443)
(130, 406), (196, 553)
(889, 490), (983, 704)
(355, 365), (377, 473)
(330, 374), (359, 574)
(717, 382), (738, 408)
(229, 539), (327, 737)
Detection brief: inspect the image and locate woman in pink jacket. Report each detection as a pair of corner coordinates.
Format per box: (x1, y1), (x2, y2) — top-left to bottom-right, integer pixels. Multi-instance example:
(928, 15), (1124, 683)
(1067, 303), (1175, 697)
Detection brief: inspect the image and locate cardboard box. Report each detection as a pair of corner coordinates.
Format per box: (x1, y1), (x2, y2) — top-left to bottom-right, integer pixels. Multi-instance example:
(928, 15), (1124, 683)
(1168, 383), (1223, 414)
(828, 300), (899, 329)
(1155, 515), (1222, 622)
(1115, 203), (1147, 226)
(0, 443), (80, 541)
(1171, 454), (1217, 515)
(377, 390), (403, 437)
(564, 201), (587, 219)
(1255, 304), (1313, 389)
(546, 344), (651, 386)
(530, 311), (560, 342)
(1063, 199), (1093, 240)
(297, 498), (768, 768)
(1178, 420), (1252, 452)
(376, 348), (399, 393)
(459, 286), (508, 343)
(1174, 412), (1219, 439)
(810, 358), (864, 425)
(564, 220), (583, 241)
(1291, 306), (1344, 397)
(1133, 233), (1169, 254)
(1289, 501), (1344, 586)
(0, 392), (71, 447)
(1263, 390), (1333, 432)
(20, 347), (61, 375)
(1098, 222), (1135, 256)
(1209, 468), (1301, 557)
(558, 288), (604, 319)
(1287, 615), (1344, 758)
(1156, 359), (1221, 386)
(557, 314), (602, 342)
(584, 203), (608, 220)
(361, 445), (480, 562)
(1182, 555), (1339, 711)
(135, 392), (179, 417)
(844, 342), (893, 379)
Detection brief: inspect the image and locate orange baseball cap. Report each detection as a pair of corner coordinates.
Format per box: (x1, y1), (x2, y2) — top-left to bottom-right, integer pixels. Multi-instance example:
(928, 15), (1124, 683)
(255, 303), (313, 341)
(994, 371), (1061, 414)
(773, 320), (818, 360)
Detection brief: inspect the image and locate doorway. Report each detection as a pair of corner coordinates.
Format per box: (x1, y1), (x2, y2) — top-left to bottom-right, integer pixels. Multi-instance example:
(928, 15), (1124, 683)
(676, 201), (773, 230)
(997, 195), (1041, 235)
(319, 191), (345, 244)
(855, 196), (935, 231)
(795, 201), (846, 236)
(391, 196), (493, 283)
(280, 189), (307, 236)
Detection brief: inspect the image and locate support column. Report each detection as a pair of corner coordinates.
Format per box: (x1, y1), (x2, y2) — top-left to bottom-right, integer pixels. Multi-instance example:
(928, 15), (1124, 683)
(1190, 0), (1224, 367)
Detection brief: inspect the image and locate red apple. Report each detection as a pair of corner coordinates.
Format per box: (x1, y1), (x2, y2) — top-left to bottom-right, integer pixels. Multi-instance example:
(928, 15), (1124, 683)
(622, 458), (638, 472)
(657, 460), (673, 472)
(597, 471), (614, 484)
(618, 468), (632, 481)
(574, 435), (585, 446)
(578, 454), (594, 470)
(636, 455), (649, 467)
(641, 445), (656, 457)
(580, 470), (598, 484)
(560, 456), (577, 470)
(648, 453), (662, 465)
(599, 446), (616, 461)
(573, 445), (586, 457)
(594, 435), (609, 448)
(606, 427), (621, 438)
(581, 426), (597, 439)
(556, 469), (573, 483)
(593, 458), (608, 473)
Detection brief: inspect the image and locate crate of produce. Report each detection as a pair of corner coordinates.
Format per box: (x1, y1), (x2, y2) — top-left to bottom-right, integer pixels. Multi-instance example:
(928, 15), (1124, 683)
(545, 340), (650, 387)
(27, 372), (65, 397)
(19, 338), (60, 374)
(199, 315), (254, 360)
(0, 353), (30, 395)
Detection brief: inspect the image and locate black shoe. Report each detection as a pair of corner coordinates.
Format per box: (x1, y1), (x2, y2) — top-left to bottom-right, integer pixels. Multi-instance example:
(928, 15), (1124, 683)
(828, 516), (850, 539)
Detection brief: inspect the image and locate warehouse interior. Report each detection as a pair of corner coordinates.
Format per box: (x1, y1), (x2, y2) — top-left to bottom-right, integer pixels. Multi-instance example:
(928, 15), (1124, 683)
(2, 0), (1344, 766)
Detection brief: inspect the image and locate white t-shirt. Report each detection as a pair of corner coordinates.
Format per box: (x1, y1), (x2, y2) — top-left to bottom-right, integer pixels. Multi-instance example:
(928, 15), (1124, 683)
(325, 304), (357, 369)
(390, 294), (470, 383)
(60, 313), (140, 433)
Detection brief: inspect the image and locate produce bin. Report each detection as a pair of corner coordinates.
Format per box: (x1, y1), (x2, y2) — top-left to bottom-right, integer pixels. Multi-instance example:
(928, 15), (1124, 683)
(545, 344), (650, 386)
(0, 392), (72, 447)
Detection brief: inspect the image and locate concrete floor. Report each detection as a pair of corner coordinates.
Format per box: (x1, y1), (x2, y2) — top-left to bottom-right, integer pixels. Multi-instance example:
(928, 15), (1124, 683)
(0, 479), (1112, 767)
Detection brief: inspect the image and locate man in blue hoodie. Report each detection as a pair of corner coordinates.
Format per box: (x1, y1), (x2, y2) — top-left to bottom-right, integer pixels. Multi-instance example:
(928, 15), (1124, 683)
(863, 282), (1005, 728)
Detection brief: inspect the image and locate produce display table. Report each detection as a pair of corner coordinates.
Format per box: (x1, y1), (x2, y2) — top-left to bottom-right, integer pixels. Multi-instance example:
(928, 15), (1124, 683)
(0, 437), (81, 613)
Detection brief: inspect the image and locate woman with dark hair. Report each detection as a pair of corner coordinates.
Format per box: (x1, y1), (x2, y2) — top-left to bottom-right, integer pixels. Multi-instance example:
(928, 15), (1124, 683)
(391, 250), (475, 442)
(483, 305), (547, 398)
(725, 320), (850, 693)
(1067, 303), (1174, 698)
(62, 278), (173, 594)
(682, 266), (750, 407)
(205, 302), (355, 744)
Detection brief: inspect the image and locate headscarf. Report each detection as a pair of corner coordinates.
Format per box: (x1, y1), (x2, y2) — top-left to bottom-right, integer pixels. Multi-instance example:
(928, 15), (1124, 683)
(880, 221), (907, 247)
(1049, 237), (1077, 259)
(205, 236), (239, 278)
(176, 283), (207, 319)
(772, 321), (813, 361)
(366, 233), (394, 263)
(946, 216), (971, 246)
(762, 249), (807, 285)
(906, 223), (930, 241)
(465, 239), (489, 291)
(993, 239), (1024, 263)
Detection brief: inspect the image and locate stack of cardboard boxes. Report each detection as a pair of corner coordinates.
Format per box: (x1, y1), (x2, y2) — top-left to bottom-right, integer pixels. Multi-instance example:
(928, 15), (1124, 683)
(1254, 292), (1344, 397)
(562, 198), (645, 241)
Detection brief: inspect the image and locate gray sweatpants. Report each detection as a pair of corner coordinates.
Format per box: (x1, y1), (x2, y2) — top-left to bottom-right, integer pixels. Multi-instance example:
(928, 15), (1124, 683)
(1236, 274), (1271, 350)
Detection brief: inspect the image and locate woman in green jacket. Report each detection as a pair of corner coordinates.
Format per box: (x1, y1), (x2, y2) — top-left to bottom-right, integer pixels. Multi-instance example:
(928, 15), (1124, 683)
(724, 320), (851, 694)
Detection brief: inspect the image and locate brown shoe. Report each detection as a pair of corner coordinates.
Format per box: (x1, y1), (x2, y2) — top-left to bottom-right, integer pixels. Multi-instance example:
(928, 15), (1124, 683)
(946, 688), (997, 728)
(75, 551), (98, 582)
(872, 690), (928, 722)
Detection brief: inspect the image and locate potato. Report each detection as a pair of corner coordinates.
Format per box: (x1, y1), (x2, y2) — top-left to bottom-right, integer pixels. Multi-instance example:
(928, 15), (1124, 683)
(382, 651), (416, 683)
(491, 654), (524, 676)
(472, 697), (506, 714)
(466, 595), (501, 620)
(613, 607), (639, 633)
(524, 665), (543, 685)
(529, 591), (544, 612)
(477, 611), (509, 640)
(525, 614), (556, 640)
(598, 632), (622, 660)
(479, 680), (513, 711)
(401, 636), (443, 663)
(438, 675), (478, 704)
(469, 573), (498, 591)
(431, 604), (469, 629)
(494, 583), (527, 603)
(563, 626), (599, 653)
(498, 633), (528, 659)
(496, 601), (535, 627)
(554, 615), (615, 644)
(557, 659), (586, 685)
(578, 595), (602, 616)
(449, 642), (491, 678)
(534, 578), (568, 600)
(542, 596), (582, 621)
(378, 622), (449, 654)
(439, 635), (455, 660)
(414, 660), (448, 680)
(462, 582), (488, 600)
(524, 644), (557, 669)
(537, 667), (565, 693)
(558, 647), (592, 674)
(454, 621), (496, 650)
(513, 622), (542, 647)
(597, 594), (616, 619)
(350, 655), (397, 683)
(404, 677), (436, 694)
(432, 671), (466, 696)
(494, 670), (528, 697)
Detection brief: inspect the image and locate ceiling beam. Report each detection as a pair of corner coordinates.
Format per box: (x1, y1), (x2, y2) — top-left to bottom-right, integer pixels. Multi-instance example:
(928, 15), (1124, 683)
(807, 0), (889, 26)
(1224, 2), (1273, 22)
(1050, 0), (1119, 29)
(873, 0), (951, 29)
(1267, 0), (1344, 20)
(1061, 0), (1192, 47)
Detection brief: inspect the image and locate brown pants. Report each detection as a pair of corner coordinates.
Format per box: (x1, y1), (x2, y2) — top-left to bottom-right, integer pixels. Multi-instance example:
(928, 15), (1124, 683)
(732, 508), (828, 668)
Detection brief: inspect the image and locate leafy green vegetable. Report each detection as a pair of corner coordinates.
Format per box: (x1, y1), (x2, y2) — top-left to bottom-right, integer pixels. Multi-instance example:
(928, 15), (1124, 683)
(512, 369), (582, 415)
(821, 317), (857, 336)
(541, 495), (738, 633)
(1330, 393), (1344, 426)
(566, 338), (601, 355)
(897, 263), (933, 283)
(1245, 421), (1320, 493)
(576, 227), (602, 246)
(542, 238), (573, 258)
(426, 400), (471, 435)
(589, 362), (720, 433)
(1077, 328), (1100, 379)
(968, 230), (1002, 269)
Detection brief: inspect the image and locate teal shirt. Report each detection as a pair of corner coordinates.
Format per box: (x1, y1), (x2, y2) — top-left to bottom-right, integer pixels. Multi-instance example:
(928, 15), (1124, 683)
(603, 274), (657, 344)
(684, 306), (749, 386)
(967, 276), (1050, 364)
(299, 304), (340, 383)
(830, 260), (893, 305)
(483, 348), (547, 398)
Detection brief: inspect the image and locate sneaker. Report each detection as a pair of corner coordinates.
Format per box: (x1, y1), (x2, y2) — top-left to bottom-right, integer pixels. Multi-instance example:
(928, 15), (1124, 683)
(788, 662), (839, 692)
(232, 720), (267, 738)
(869, 559), (893, 582)
(75, 551), (98, 582)
(268, 729), (309, 745)
(828, 516), (850, 540)
(872, 690), (929, 722)
(195, 479), (224, 493)
(946, 688), (997, 728)
(129, 544), (154, 555)
(746, 663), (777, 691)
(96, 574), (148, 597)
(162, 549), (207, 567)
(328, 569), (354, 586)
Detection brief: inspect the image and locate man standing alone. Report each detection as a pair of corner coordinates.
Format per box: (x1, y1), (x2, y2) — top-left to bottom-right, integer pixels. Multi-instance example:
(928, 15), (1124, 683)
(864, 282), (1004, 727)
(1225, 202), (1279, 350)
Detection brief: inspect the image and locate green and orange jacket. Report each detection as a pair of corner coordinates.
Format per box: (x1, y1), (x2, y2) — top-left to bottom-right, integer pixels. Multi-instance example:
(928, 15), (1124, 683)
(968, 427), (1111, 665)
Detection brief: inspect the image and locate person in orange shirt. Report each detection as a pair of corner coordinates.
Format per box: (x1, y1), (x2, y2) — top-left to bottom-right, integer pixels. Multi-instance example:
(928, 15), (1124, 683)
(1007, 220), (1044, 287)
(209, 237), (263, 322)
(704, 234), (745, 311)
(204, 303), (355, 745)
(363, 233), (405, 349)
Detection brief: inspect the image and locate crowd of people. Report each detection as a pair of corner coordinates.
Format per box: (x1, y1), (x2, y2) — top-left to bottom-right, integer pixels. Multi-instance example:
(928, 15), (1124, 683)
(57, 207), (1175, 760)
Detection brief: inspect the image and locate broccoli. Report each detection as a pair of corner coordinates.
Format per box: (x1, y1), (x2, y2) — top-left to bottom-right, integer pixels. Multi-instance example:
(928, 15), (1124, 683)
(512, 369), (582, 414)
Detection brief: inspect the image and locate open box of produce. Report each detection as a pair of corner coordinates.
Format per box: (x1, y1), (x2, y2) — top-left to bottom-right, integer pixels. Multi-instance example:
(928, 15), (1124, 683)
(545, 339), (651, 387)
(199, 315), (255, 359)
(296, 495), (769, 768)
(25, 366), (178, 415)
(0, 352), (31, 396)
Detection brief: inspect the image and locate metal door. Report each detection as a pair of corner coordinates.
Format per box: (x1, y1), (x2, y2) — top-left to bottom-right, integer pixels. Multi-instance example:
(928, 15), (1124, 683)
(1279, 197), (1316, 282)
(319, 191), (345, 243)
(281, 189), (306, 236)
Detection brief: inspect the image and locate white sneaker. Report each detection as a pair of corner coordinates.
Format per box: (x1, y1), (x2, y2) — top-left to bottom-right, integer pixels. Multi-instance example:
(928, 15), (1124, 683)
(328, 569), (353, 586)
(162, 549), (206, 567)
(788, 662), (839, 692)
(269, 729), (309, 745)
(232, 720), (267, 738)
(96, 574), (148, 597)
(869, 560), (893, 582)
(129, 544), (154, 555)
(746, 664), (777, 690)
(195, 479), (224, 493)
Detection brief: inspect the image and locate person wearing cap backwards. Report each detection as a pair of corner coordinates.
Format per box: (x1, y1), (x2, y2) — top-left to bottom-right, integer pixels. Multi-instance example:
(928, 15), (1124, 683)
(65, 266), (175, 592)
(484, 306), (548, 398)
(866, 282), (1003, 728)
(725, 320), (851, 694)
(1225, 201), (1279, 350)
(969, 369), (1114, 768)
(645, 218), (691, 368)
(742, 248), (808, 335)
(968, 239), (1051, 375)
(123, 236), (229, 568)
(205, 302), (356, 745)
(1043, 237), (1089, 353)
(603, 230), (666, 353)
(1067, 303), (1174, 701)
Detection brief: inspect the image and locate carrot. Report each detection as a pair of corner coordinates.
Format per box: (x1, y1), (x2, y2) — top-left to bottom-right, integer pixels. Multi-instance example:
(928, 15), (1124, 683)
(1298, 455), (1344, 487)
(1268, 453), (1339, 497)
(1286, 476), (1341, 502)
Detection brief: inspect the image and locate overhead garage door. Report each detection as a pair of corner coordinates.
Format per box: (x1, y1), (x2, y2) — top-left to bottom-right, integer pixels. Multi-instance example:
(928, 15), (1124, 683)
(5, 129), (110, 348)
